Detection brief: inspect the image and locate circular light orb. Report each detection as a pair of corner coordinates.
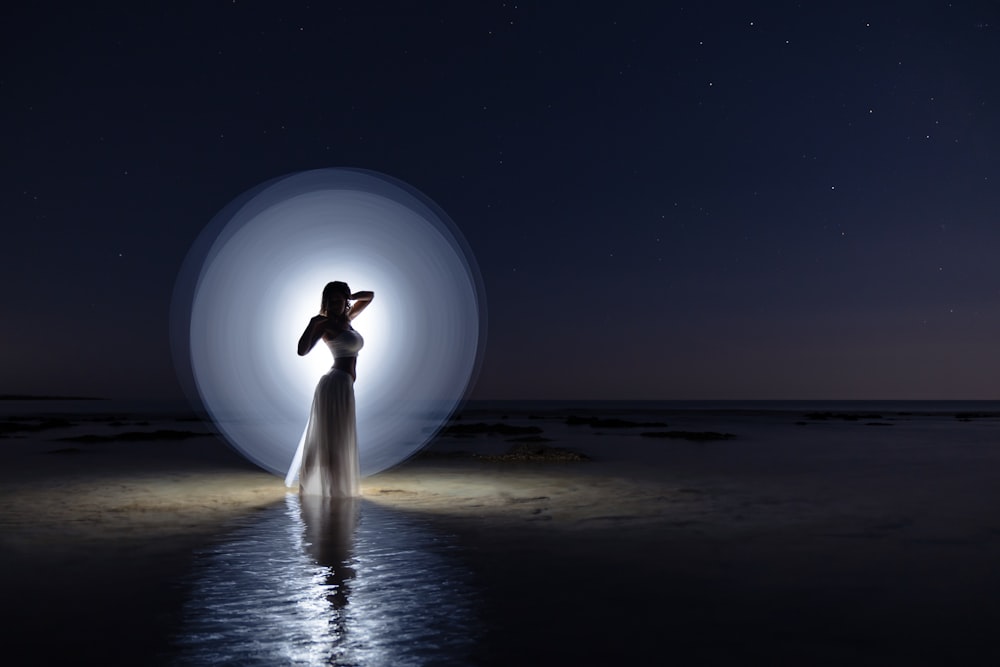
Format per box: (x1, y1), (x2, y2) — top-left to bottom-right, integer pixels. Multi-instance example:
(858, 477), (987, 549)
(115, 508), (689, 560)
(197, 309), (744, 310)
(170, 169), (486, 478)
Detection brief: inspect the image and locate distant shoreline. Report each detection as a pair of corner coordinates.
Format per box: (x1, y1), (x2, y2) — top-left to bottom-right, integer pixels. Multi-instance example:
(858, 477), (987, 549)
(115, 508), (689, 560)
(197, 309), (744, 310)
(0, 395), (106, 401)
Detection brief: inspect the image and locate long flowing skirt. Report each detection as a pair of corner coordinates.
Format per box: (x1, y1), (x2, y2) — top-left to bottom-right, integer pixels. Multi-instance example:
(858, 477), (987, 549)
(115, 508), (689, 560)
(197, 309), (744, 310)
(299, 368), (360, 497)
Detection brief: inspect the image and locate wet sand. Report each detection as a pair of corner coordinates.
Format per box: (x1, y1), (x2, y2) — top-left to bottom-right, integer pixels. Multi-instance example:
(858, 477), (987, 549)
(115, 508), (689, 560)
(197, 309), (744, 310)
(2, 409), (1000, 664)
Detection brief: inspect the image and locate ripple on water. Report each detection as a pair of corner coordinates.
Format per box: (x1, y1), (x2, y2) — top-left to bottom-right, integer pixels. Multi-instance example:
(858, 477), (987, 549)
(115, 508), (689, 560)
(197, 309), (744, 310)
(171, 495), (481, 666)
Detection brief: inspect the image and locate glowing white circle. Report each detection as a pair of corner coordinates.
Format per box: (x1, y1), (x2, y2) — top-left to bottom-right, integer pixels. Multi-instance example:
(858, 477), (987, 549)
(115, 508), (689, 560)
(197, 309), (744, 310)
(170, 169), (486, 477)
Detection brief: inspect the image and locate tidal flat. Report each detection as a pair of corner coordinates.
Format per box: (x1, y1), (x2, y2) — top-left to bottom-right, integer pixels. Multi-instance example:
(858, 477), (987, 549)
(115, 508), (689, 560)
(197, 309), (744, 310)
(2, 401), (1000, 665)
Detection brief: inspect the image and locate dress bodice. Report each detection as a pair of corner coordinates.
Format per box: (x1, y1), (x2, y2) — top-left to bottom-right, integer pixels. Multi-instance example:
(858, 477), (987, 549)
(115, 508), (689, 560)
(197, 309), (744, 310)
(324, 328), (364, 359)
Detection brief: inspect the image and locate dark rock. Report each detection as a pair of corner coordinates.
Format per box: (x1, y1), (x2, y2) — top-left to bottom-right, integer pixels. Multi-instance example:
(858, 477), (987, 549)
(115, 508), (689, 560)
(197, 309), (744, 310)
(805, 412), (882, 421)
(0, 418), (75, 435)
(440, 422), (543, 436)
(565, 415), (668, 428)
(57, 429), (212, 443)
(477, 443), (590, 462)
(640, 431), (736, 441)
(413, 449), (473, 460)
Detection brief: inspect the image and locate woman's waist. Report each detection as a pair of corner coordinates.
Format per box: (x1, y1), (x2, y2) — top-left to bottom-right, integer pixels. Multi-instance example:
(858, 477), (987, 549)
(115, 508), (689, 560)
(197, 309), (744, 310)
(332, 357), (357, 373)
(323, 360), (356, 382)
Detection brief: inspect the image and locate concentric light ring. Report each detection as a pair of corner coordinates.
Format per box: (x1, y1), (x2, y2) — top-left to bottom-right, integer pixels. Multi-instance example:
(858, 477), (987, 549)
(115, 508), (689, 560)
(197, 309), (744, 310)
(170, 168), (486, 477)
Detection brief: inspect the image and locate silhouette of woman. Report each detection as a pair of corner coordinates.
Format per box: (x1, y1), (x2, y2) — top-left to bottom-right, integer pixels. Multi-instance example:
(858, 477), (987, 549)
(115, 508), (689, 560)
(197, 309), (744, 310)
(295, 281), (374, 497)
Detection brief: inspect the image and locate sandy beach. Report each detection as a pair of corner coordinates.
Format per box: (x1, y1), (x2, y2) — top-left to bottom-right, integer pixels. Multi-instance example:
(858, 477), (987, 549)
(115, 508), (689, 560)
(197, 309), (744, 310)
(2, 402), (1000, 665)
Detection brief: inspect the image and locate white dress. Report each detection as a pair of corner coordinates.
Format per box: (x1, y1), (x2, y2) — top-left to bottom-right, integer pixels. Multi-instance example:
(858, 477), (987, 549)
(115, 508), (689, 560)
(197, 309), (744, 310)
(298, 329), (363, 497)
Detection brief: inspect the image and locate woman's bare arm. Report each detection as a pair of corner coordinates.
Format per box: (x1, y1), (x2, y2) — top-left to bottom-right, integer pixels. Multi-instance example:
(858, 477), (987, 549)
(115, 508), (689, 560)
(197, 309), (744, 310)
(347, 291), (374, 321)
(297, 315), (329, 356)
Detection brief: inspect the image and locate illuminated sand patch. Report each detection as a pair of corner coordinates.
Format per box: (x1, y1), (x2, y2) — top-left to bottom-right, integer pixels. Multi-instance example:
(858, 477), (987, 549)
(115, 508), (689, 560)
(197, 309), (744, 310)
(0, 464), (697, 545)
(0, 460), (715, 555)
(361, 462), (717, 529)
(0, 470), (286, 550)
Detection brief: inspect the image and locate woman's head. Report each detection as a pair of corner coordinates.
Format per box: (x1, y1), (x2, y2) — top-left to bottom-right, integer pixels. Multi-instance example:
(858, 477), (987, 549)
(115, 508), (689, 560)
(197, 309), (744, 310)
(321, 281), (352, 317)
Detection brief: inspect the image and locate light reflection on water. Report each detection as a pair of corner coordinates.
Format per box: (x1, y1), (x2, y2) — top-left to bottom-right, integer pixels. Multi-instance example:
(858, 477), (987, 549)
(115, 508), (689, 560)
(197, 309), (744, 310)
(172, 495), (481, 665)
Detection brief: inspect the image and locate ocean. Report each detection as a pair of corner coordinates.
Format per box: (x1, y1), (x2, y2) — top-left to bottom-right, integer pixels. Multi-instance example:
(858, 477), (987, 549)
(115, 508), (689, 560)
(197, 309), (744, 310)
(3, 398), (1000, 664)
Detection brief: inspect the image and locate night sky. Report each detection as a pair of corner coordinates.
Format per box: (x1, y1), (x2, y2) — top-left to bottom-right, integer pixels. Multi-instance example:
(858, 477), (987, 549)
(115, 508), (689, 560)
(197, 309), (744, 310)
(3, 2), (999, 401)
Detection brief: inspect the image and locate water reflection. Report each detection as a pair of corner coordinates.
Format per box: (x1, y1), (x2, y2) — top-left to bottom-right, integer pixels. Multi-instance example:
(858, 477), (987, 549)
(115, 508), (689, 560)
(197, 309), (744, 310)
(300, 495), (359, 616)
(173, 495), (480, 665)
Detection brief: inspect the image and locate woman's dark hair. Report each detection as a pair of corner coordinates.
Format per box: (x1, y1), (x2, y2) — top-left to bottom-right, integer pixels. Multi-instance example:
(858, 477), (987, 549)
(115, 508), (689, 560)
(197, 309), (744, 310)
(321, 281), (352, 317)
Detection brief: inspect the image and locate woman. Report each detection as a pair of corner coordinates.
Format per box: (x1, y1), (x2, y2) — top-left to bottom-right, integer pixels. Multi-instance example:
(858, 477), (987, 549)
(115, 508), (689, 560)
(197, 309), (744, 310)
(296, 281), (374, 497)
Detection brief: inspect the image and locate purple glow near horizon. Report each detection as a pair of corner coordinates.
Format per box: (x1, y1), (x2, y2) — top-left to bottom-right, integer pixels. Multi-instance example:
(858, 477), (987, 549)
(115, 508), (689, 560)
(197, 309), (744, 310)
(171, 169), (486, 477)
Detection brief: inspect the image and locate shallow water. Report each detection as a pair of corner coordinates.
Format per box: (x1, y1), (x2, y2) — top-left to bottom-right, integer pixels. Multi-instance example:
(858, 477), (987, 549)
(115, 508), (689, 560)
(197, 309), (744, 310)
(169, 496), (481, 666)
(6, 399), (1000, 664)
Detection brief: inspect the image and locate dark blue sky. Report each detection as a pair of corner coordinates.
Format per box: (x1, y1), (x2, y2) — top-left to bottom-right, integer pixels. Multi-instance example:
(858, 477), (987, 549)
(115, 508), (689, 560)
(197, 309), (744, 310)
(2, 1), (998, 400)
